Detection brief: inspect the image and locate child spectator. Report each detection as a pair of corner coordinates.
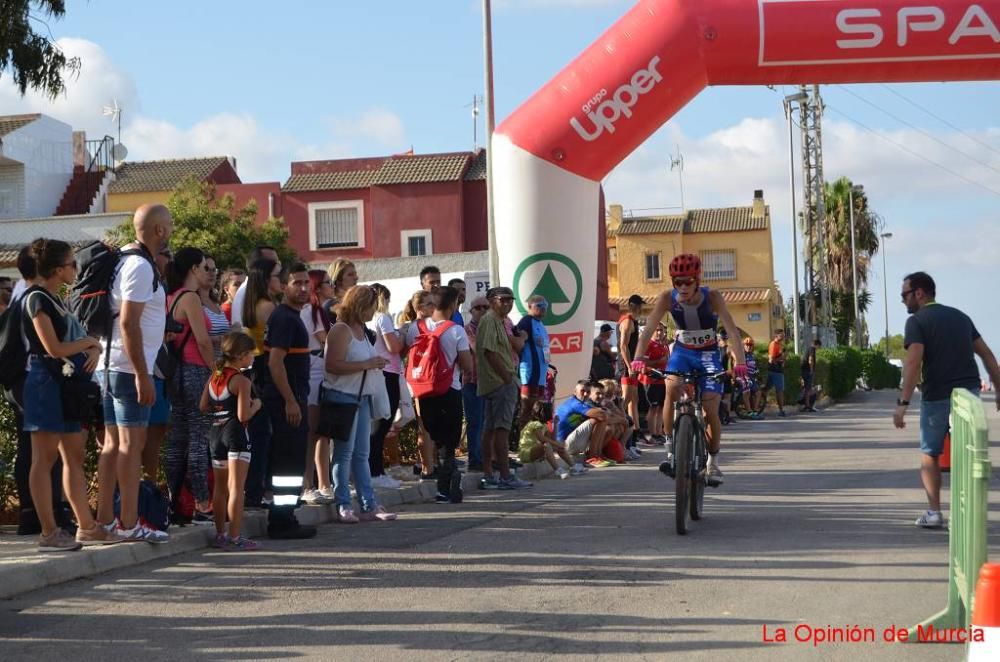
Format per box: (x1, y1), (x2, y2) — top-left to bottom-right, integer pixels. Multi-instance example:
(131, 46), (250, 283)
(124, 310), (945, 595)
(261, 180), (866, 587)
(518, 401), (573, 479)
(201, 332), (262, 550)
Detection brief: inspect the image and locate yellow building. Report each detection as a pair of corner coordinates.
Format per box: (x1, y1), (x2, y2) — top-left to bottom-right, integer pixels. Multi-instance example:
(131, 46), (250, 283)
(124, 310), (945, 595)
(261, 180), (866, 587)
(607, 190), (784, 342)
(106, 156), (240, 212)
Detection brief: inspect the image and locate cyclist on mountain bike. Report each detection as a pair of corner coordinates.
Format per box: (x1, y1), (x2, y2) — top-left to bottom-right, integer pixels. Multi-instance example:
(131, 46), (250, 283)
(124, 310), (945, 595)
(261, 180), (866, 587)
(632, 254), (747, 485)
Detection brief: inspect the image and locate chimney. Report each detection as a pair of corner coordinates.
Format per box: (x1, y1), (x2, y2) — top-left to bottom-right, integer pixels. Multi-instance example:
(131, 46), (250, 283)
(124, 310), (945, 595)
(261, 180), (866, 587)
(752, 189), (765, 219)
(607, 204), (624, 231)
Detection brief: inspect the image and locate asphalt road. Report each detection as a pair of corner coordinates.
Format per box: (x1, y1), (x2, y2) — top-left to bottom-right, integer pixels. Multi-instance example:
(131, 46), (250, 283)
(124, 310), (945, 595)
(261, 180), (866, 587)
(1, 390), (996, 661)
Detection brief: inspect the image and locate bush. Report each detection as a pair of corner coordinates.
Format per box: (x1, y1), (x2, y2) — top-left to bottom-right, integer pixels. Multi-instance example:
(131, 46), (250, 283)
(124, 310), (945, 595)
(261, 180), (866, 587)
(0, 398), (17, 514)
(861, 350), (901, 390)
(783, 353), (802, 404)
(816, 346), (864, 399)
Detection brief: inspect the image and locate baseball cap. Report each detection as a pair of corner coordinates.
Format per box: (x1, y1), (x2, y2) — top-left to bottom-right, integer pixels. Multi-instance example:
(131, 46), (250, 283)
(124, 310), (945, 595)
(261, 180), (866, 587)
(600, 323), (613, 333)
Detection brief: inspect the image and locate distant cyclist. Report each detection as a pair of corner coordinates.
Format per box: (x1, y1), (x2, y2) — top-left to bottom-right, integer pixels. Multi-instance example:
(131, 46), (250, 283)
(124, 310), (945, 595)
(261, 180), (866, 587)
(633, 254), (747, 485)
(736, 336), (762, 419)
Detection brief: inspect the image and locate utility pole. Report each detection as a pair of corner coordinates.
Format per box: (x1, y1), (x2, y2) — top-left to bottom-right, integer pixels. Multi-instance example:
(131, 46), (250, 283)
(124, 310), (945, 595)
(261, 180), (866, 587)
(783, 91), (808, 355)
(482, 0), (499, 287)
(797, 84), (833, 346)
(471, 95), (482, 151)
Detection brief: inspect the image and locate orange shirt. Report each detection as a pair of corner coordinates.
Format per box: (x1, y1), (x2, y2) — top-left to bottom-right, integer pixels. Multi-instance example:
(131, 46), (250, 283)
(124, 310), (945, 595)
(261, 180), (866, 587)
(768, 340), (784, 364)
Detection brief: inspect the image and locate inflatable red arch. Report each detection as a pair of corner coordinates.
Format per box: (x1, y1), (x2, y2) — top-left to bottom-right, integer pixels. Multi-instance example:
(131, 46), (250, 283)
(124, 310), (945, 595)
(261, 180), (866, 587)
(492, 0), (1000, 394)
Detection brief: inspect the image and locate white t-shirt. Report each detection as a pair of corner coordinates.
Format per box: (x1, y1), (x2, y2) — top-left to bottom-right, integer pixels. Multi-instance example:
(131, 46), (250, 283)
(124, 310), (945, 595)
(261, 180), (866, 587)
(10, 278), (29, 302)
(405, 317), (469, 391)
(299, 304), (325, 352)
(367, 312), (401, 375)
(100, 254), (166, 375)
(230, 279), (248, 329)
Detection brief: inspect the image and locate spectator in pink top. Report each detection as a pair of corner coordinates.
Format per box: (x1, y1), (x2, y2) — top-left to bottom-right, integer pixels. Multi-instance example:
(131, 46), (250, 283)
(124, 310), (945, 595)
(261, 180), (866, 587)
(164, 247), (217, 522)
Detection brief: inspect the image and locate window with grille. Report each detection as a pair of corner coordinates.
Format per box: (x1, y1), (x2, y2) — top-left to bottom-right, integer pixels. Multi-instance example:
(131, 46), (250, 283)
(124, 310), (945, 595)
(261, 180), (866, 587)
(645, 253), (661, 281)
(309, 201), (364, 250)
(401, 229), (433, 257)
(408, 236), (427, 256)
(701, 249), (736, 281)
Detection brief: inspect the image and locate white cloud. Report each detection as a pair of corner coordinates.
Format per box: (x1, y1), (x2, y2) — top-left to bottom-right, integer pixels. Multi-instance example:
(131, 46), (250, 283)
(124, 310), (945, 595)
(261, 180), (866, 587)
(329, 108), (407, 149)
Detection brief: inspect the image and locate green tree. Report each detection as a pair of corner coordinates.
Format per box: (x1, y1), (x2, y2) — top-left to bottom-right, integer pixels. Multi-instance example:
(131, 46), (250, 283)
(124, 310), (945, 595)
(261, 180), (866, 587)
(106, 177), (298, 270)
(1, 1), (79, 97)
(874, 333), (906, 360)
(821, 177), (882, 293)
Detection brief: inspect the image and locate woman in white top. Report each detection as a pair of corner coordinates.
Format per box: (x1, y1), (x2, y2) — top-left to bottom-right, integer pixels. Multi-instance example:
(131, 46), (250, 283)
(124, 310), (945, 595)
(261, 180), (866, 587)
(199, 255), (230, 358)
(366, 283), (404, 489)
(324, 285), (396, 523)
(399, 290), (437, 479)
(300, 269), (333, 504)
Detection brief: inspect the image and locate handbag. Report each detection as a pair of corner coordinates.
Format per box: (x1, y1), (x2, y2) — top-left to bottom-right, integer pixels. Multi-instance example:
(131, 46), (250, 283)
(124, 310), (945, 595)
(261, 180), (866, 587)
(316, 370), (367, 440)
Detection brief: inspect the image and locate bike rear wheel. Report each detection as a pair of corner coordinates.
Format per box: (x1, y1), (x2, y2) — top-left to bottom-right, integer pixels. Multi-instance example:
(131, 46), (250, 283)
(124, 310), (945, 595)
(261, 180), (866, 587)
(673, 414), (693, 535)
(690, 427), (706, 521)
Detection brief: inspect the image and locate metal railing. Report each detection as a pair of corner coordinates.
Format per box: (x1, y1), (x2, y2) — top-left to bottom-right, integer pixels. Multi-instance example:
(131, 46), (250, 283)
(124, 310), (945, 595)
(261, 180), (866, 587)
(909, 388), (991, 639)
(68, 136), (115, 213)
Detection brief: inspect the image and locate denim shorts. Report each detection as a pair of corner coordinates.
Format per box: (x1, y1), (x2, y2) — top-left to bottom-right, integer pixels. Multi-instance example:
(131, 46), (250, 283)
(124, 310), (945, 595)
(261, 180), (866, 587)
(23, 358), (82, 434)
(919, 389), (981, 456)
(766, 371), (785, 392)
(148, 377), (171, 426)
(100, 370), (152, 428)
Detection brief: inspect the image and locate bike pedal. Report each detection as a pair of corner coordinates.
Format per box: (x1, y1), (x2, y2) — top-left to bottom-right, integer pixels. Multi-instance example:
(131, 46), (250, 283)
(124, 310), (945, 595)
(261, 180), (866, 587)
(658, 461), (675, 478)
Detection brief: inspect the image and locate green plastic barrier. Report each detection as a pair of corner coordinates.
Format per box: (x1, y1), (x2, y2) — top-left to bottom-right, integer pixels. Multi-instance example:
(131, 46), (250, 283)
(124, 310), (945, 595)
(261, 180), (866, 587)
(909, 389), (991, 640)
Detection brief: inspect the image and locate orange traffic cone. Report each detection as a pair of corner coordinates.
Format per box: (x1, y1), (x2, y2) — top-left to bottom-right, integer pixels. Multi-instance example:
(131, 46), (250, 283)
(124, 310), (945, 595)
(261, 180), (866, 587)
(968, 563), (1000, 661)
(940, 432), (951, 473)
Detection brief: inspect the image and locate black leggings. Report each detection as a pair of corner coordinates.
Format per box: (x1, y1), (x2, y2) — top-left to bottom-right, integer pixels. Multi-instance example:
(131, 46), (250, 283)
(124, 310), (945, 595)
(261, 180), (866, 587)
(369, 371), (400, 477)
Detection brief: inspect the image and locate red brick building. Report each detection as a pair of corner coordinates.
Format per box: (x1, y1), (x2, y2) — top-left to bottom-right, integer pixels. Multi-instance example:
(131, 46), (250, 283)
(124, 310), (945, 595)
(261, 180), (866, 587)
(281, 150), (487, 263)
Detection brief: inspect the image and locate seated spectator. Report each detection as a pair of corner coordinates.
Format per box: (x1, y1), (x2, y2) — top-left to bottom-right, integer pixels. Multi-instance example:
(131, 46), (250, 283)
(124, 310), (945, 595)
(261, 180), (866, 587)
(518, 401), (577, 478)
(555, 380), (609, 470)
(598, 379), (634, 458)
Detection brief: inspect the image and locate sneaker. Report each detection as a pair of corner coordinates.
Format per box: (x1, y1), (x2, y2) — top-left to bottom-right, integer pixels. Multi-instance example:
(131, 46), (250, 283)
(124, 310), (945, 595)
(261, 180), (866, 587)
(555, 467), (570, 480)
(706, 464), (724, 487)
(586, 457), (611, 468)
(261, 495), (274, 506)
(632, 446), (643, 455)
(192, 509), (214, 525)
(435, 492), (451, 503)
(211, 533), (230, 549)
(76, 524), (120, 546)
(316, 487), (336, 502)
(449, 470), (464, 503)
(601, 457), (617, 466)
(337, 506), (359, 524)
(658, 460), (675, 478)
(499, 475), (533, 489)
(116, 519), (170, 544)
(570, 463), (589, 476)
(372, 474), (402, 489)
(778, 409), (787, 418)
(916, 510), (944, 528)
(301, 489), (322, 503)
(227, 536), (260, 551)
(38, 529), (82, 552)
(479, 474), (500, 490)
(359, 505), (397, 521)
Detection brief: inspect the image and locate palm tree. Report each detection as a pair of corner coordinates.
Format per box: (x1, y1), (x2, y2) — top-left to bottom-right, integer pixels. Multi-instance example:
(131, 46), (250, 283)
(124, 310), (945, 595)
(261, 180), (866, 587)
(821, 176), (882, 292)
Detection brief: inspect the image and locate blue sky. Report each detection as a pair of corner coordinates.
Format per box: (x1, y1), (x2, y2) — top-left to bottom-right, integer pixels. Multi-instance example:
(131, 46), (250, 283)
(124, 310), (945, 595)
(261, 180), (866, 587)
(5, 0), (1000, 359)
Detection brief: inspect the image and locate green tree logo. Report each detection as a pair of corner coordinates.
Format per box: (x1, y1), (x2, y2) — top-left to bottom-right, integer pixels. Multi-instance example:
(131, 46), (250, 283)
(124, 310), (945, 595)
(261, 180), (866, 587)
(512, 252), (582, 325)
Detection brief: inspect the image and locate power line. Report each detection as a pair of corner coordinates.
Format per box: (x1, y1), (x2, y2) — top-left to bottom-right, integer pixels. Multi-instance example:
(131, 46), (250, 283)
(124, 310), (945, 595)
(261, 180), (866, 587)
(826, 105), (1000, 199)
(879, 84), (1000, 159)
(835, 85), (1000, 176)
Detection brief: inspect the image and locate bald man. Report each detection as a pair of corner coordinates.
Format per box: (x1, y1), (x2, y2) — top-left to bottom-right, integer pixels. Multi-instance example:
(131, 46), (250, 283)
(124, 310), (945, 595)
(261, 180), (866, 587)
(96, 204), (174, 543)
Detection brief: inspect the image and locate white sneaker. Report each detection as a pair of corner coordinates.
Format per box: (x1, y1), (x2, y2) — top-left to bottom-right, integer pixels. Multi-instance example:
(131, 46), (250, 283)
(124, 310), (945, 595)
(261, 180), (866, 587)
(570, 463), (588, 475)
(301, 489), (321, 504)
(372, 474), (402, 489)
(555, 467), (570, 480)
(317, 487), (335, 502)
(115, 518), (169, 544)
(916, 510), (944, 528)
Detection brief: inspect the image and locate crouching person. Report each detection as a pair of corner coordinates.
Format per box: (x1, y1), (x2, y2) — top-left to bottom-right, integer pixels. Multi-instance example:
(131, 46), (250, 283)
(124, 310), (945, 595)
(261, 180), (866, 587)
(556, 380), (608, 471)
(201, 332), (262, 550)
(518, 401), (574, 479)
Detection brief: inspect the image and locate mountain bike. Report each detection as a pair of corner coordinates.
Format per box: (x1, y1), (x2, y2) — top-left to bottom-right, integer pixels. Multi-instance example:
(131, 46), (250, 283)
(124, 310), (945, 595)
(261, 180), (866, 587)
(650, 368), (724, 535)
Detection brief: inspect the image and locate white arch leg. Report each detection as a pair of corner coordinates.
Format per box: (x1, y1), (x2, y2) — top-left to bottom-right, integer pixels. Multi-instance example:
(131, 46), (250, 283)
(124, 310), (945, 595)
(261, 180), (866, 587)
(493, 134), (601, 398)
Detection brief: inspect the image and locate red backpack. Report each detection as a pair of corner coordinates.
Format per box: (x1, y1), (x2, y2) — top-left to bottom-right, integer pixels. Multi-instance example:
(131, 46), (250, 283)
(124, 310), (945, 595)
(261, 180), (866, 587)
(406, 319), (456, 398)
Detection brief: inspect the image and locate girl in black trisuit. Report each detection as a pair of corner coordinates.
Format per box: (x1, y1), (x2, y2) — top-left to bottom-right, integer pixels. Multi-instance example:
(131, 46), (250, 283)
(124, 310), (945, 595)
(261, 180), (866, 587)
(200, 332), (262, 550)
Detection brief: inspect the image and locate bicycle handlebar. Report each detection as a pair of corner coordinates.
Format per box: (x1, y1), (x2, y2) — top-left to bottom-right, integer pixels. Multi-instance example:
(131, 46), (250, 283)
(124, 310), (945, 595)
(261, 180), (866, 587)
(645, 368), (728, 380)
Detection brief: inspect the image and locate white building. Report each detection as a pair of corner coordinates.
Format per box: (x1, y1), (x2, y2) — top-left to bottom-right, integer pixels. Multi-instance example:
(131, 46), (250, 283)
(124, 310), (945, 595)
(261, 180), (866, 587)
(0, 114), (74, 220)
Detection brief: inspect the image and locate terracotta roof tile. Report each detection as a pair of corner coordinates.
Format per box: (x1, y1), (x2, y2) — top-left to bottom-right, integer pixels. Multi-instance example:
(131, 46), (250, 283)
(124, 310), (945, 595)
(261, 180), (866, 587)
(464, 150), (486, 181)
(283, 169), (375, 192)
(108, 157), (231, 194)
(614, 206), (769, 236)
(0, 113), (40, 137)
(371, 153), (470, 185)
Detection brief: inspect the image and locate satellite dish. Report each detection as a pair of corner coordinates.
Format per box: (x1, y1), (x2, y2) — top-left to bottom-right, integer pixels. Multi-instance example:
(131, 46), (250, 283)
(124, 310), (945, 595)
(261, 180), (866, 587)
(113, 143), (128, 161)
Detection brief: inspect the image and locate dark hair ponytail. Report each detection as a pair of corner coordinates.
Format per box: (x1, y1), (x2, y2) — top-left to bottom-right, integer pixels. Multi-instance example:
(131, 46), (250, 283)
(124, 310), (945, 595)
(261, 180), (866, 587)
(166, 247), (205, 294)
(29, 238), (73, 279)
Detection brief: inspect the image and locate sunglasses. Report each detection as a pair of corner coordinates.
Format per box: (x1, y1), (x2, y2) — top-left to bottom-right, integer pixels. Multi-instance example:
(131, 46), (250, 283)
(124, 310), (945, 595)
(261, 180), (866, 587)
(673, 278), (695, 287)
(900, 289), (914, 301)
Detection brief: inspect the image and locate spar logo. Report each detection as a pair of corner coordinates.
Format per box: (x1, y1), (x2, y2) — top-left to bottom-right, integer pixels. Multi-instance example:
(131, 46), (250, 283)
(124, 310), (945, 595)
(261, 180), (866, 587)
(569, 55), (663, 142)
(513, 252), (585, 355)
(836, 4), (999, 49)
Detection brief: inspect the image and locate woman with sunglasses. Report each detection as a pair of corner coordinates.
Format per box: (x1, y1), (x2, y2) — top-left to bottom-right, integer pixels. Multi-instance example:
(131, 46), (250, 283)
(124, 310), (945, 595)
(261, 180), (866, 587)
(632, 253), (747, 486)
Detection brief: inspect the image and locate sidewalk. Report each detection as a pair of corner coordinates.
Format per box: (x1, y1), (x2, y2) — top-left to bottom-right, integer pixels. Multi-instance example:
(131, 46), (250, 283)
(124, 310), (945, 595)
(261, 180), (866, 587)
(0, 478), (447, 600)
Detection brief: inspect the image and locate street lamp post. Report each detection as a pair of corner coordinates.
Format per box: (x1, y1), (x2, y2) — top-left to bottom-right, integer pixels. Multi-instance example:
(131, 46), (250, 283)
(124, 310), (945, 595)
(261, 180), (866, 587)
(482, 0), (499, 287)
(784, 92), (808, 355)
(880, 231), (893, 355)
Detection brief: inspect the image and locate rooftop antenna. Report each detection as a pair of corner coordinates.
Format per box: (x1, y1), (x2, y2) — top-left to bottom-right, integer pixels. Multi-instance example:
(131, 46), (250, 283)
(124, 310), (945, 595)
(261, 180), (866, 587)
(669, 144), (685, 211)
(466, 95), (483, 151)
(102, 99), (122, 146)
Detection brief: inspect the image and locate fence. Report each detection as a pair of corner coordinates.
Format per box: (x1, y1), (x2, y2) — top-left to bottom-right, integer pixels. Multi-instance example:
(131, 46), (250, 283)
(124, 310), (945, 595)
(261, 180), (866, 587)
(909, 388), (991, 639)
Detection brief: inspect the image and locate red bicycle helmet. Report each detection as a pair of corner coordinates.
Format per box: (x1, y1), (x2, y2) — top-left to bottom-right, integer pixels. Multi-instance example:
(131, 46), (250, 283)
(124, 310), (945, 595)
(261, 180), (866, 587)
(669, 253), (702, 279)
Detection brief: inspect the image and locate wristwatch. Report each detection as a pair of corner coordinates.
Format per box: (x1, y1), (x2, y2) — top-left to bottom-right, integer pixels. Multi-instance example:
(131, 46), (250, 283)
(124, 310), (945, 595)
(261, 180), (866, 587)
(896, 398), (910, 407)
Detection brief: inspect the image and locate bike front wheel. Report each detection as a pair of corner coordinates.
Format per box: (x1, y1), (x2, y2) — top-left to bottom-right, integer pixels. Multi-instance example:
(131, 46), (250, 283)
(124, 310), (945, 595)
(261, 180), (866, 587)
(673, 414), (694, 535)
(690, 427), (706, 521)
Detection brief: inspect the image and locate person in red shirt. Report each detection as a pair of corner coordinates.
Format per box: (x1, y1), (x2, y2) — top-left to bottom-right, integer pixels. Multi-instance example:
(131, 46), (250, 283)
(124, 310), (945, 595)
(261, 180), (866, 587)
(763, 329), (787, 417)
(639, 324), (669, 444)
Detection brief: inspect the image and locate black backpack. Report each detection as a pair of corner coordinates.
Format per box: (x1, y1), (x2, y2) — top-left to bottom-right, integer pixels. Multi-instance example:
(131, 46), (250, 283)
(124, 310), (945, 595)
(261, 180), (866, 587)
(68, 241), (158, 339)
(0, 297), (28, 389)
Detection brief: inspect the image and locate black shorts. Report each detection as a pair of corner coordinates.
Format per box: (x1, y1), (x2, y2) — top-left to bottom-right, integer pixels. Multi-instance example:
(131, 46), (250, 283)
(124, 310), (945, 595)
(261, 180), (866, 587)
(210, 420), (252, 468)
(644, 383), (666, 407)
